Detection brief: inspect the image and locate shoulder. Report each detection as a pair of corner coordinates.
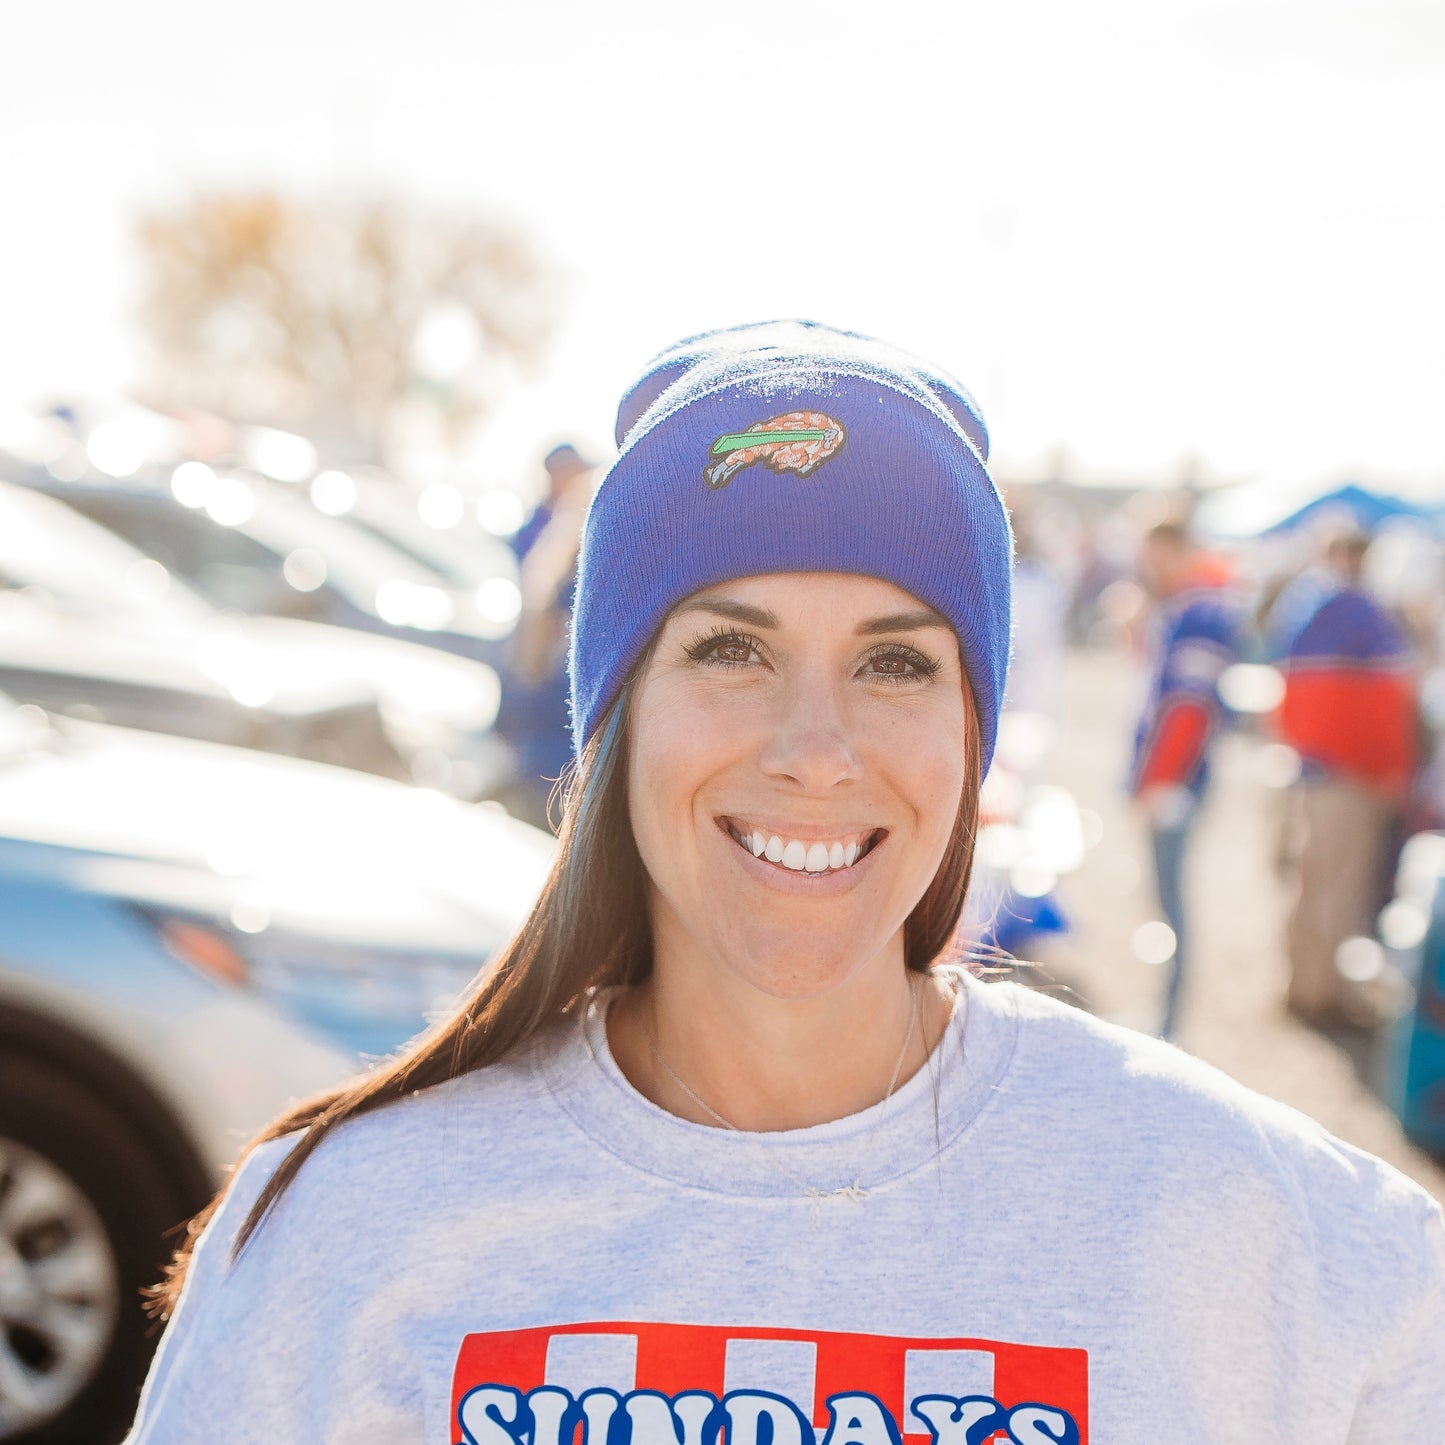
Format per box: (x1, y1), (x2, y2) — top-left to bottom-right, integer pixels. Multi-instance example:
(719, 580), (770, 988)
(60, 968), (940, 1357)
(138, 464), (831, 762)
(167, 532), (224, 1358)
(1167, 588), (1240, 644)
(981, 978), (1442, 1258)
(1305, 586), (1406, 655)
(206, 1030), (570, 1269)
(127, 1045), (567, 1439)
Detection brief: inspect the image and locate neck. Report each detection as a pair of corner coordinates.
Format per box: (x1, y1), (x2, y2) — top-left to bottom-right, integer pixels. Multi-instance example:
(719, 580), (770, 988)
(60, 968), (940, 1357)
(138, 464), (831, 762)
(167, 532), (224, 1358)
(608, 950), (953, 1132)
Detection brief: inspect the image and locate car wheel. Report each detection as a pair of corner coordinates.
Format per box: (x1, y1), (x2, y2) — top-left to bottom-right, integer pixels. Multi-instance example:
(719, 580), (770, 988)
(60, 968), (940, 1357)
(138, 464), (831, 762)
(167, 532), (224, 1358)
(0, 1056), (189, 1445)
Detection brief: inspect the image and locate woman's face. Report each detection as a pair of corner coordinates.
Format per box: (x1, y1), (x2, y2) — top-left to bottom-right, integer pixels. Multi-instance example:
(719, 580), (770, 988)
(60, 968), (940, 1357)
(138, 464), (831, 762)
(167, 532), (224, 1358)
(627, 572), (970, 1000)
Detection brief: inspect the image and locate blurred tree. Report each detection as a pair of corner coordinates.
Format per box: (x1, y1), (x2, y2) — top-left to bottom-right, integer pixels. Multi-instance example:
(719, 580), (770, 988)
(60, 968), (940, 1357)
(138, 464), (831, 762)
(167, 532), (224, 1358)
(135, 191), (559, 465)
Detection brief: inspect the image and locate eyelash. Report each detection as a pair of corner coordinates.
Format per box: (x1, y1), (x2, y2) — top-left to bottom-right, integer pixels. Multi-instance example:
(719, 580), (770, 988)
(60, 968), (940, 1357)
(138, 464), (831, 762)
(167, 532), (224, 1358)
(682, 626), (759, 667)
(682, 628), (942, 683)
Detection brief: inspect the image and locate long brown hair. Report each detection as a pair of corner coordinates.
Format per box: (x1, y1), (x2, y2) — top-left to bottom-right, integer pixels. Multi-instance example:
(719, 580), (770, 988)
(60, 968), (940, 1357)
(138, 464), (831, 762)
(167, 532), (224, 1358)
(151, 645), (983, 1317)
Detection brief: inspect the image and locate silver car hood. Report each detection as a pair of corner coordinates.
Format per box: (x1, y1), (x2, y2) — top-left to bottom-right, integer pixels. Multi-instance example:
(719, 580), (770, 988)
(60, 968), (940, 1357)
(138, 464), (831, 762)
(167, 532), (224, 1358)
(0, 597), (499, 727)
(234, 614), (500, 729)
(0, 716), (554, 948)
(0, 600), (371, 714)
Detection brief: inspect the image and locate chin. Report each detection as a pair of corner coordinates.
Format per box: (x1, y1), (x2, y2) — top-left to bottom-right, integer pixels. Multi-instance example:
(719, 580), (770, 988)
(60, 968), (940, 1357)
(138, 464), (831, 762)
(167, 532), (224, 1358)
(711, 926), (892, 1001)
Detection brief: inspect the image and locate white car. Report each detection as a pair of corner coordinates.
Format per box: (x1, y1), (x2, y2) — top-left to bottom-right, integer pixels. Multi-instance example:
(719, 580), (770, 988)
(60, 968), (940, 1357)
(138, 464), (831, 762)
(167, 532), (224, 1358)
(0, 479), (513, 800)
(0, 694), (553, 1441)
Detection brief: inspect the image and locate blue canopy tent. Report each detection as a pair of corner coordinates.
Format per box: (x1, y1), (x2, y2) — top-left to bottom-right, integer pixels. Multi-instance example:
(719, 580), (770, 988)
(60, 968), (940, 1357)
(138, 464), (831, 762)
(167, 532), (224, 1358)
(1262, 483), (1439, 536)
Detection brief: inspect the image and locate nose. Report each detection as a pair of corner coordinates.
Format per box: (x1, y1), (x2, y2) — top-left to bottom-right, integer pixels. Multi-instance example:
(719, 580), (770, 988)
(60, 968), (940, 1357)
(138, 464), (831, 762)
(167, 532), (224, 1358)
(757, 667), (863, 792)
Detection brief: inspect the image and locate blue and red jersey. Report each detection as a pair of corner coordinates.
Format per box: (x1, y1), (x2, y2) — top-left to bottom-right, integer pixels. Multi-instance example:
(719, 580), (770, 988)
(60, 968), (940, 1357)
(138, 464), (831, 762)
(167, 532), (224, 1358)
(1130, 567), (1241, 799)
(1274, 584), (1417, 798)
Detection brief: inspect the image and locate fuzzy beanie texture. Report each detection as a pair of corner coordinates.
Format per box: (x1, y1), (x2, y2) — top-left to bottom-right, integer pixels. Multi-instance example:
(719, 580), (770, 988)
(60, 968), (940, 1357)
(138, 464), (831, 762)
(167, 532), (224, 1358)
(569, 319), (1013, 773)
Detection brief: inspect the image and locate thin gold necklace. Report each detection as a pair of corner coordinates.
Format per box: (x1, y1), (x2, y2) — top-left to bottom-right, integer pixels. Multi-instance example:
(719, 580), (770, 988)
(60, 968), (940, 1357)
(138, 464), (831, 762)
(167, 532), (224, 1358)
(644, 978), (920, 1207)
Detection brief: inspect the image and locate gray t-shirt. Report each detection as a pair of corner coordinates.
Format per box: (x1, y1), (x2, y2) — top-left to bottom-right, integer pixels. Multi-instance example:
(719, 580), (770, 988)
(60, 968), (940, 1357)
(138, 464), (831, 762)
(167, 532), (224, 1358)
(126, 972), (1445, 1442)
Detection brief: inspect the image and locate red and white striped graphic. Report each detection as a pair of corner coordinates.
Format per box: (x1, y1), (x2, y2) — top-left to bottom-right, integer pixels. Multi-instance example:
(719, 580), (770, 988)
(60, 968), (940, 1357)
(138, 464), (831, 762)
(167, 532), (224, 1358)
(451, 1321), (1088, 1445)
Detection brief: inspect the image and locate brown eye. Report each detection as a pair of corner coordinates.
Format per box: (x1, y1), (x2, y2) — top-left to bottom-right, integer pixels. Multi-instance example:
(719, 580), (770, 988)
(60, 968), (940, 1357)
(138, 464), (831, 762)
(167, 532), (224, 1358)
(683, 629), (764, 668)
(860, 645), (941, 682)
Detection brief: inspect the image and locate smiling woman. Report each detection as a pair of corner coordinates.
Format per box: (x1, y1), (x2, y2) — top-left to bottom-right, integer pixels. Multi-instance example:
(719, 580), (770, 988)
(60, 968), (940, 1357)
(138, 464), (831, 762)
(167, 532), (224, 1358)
(125, 322), (1444, 1444)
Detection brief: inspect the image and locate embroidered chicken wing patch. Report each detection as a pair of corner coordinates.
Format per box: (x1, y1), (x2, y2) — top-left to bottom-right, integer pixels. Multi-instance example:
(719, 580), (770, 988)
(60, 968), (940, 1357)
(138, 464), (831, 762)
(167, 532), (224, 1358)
(451, 1320), (1088, 1445)
(704, 412), (847, 490)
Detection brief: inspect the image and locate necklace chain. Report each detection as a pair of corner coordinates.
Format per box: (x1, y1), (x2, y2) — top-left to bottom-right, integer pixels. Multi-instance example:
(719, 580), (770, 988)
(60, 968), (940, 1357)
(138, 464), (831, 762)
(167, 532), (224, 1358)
(644, 978), (921, 1209)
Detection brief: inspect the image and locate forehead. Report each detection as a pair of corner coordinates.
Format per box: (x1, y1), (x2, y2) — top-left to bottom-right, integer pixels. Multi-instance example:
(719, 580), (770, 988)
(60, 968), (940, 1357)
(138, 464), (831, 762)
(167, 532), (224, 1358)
(666, 572), (950, 627)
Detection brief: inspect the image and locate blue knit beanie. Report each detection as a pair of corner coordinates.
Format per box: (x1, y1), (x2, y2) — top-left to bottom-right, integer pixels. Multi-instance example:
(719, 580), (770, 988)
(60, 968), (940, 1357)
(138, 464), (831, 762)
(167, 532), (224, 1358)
(569, 319), (1013, 773)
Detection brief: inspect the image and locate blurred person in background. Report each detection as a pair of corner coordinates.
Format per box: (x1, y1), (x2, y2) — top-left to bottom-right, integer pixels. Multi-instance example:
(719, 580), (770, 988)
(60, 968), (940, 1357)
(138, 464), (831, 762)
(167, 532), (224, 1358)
(511, 442), (594, 563)
(1274, 528), (1419, 1028)
(496, 443), (597, 828)
(1068, 509), (1134, 645)
(1002, 500), (1069, 722)
(1129, 520), (1240, 1038)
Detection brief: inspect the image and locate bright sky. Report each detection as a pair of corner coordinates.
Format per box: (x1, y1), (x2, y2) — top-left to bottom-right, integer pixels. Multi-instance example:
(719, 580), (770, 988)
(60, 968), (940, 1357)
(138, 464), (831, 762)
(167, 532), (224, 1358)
(5, 0), (1444, 487)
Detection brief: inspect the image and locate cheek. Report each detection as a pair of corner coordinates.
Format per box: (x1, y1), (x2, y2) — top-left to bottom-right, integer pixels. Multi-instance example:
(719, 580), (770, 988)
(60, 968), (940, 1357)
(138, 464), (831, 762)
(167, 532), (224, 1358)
(626, 680), (739, 859)
(883, 707), (970, 850)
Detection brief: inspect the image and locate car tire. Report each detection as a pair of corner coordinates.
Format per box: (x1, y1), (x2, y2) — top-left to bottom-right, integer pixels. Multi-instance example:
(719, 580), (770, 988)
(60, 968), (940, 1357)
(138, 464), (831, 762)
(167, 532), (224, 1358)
(0, 1055), (190, 1445)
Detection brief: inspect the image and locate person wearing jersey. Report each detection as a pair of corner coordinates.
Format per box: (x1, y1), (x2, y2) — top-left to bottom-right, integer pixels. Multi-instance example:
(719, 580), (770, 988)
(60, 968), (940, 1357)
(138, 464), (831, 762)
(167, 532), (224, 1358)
(1274, 529), (1418, 1026)
(1129, 521), (1240, 1038)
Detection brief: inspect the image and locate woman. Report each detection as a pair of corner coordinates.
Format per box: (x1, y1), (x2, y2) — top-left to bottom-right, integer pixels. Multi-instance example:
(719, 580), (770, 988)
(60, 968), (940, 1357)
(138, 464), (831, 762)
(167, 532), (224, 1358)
(129, 321), (1443, 1443)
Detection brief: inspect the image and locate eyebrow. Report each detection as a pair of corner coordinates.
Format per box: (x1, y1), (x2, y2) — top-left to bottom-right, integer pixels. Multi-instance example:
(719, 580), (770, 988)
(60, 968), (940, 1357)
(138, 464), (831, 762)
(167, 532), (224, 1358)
(673, 596), (779, 628)
(675, 595), (951, 636)
(854, 607), (952, 636)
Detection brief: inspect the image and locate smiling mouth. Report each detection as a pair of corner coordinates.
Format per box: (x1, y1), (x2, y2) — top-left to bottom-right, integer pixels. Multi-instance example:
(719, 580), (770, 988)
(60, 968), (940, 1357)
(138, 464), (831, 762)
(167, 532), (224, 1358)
(721, 819), (885, 875)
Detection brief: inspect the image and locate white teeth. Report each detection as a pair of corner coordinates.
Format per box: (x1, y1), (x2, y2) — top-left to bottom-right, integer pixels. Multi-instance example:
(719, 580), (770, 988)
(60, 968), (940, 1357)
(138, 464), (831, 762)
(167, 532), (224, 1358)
(735, 826), (875, 873)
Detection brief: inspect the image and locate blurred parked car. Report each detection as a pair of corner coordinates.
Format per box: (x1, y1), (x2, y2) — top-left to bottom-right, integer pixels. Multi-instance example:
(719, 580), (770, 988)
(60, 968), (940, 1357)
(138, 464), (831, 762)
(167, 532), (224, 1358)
(0, 480), (513, 800)
(0, 600), (402, 778)
(0, 690), (553, 1442)
(20, 466), (516, 666)
(303, 468), (523, 625)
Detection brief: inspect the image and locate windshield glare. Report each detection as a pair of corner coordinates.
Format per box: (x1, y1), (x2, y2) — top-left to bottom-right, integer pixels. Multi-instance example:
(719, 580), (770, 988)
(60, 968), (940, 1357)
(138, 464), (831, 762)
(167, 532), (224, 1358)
(245, 483), (453, 608)
(0, 483), (212, 622)
(0, 690), (48, 763)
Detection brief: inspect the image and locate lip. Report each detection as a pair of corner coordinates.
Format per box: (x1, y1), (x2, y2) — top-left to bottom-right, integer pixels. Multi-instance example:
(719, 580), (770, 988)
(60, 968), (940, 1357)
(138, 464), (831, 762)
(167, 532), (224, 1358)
(720, 815), (882, 845)
(713, 816), (886, 894)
